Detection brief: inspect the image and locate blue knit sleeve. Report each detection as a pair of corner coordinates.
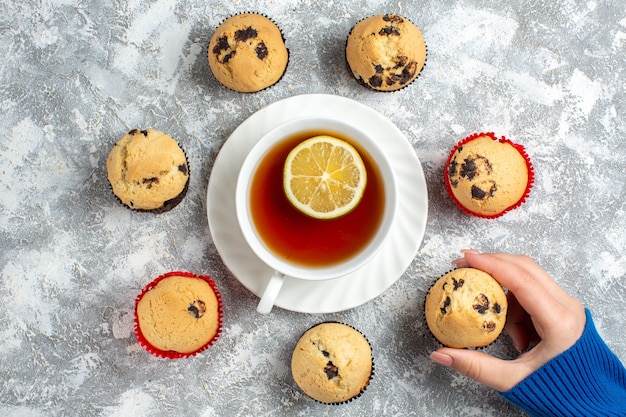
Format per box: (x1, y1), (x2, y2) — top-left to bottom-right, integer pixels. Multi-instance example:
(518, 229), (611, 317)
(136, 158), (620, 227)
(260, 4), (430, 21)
(501, 309), (626, 417)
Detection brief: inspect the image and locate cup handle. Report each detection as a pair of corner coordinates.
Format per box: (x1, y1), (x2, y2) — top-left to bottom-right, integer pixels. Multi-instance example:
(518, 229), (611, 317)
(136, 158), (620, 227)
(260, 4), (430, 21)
(256, 272), (286, 314)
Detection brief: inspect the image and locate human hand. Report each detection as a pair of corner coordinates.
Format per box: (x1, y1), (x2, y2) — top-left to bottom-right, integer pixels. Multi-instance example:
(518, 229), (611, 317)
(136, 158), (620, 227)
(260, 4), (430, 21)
(429, 251), (586, 392)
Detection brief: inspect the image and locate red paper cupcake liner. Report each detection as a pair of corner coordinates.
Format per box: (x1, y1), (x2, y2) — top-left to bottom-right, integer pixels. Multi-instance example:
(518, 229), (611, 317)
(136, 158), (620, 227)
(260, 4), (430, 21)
(443, 132), (535, 219)
(134, 271), (223, 359)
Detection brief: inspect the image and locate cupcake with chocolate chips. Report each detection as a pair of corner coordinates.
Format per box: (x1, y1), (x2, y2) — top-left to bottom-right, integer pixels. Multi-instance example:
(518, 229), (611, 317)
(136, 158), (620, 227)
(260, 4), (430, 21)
(346, 14), (427, 91)
(134, 271), (223, 359)
(444, 132), (534, 218)
(208, 13), (289, 92)
(291, 322), (373, 404)
(106, 128), (190, 213)
(425, 268), (507, 349)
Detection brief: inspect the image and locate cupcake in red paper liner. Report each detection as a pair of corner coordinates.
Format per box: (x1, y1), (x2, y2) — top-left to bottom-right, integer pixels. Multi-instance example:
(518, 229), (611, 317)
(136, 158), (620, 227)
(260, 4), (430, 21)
(444, 132), (534, 218)
(291, 322), (374, 405)
(134, 271), (223, 359)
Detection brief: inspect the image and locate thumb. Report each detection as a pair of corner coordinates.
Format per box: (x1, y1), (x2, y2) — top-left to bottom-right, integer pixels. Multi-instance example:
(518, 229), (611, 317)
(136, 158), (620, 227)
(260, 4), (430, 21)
(430, 348), (521, 392)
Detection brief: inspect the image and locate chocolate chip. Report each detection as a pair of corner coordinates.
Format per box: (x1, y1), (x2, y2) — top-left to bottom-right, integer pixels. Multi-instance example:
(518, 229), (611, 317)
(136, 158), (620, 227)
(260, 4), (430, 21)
(142, 177), (159, 188)
(471, 185), (487, 199)
(382, 14), (404, 23)
(178, 164), (188, 175)
(448, 159), (459, 186)
(255, 42), (268, 60)
(369, 74), (383, 87)
(379, 26), (401, 36)
(400, 61), (417, 84)
(440, 296), (451, 314)
(127, 129), (148, 136)
(471, 182), (497, 200)
(324, 361), (339, 379)
(235, 26), (257, 42)
(383, 59), (418, 86)
(188, 300), (207, 319)
(460, 158), (479, 180)
(386, 74), (400, 85)
(483, 321), (496, 332)
(395, 56), (409, 68)
(473, 294), (490, 314)
(222, 50), (235, 63)
(322, 350), (330, 357)
(212, 36), (230, 54)
(374, 64), (383, 74)
(461, 156), (492, 180)
(493, 303), (501, 314)
(452, 278), (465, 290)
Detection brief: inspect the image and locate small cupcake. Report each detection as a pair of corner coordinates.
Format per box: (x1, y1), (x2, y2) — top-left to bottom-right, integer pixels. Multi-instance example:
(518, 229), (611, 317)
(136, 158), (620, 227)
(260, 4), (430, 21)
(346, 14), (427, 91)
(291, 322), (373, 404)
(134, 271), (223, 359)
(444, 132), (534, 218)
(208, 13), (289, 92)
(106, 128), (190, 213)
(425, 268), (507, 349)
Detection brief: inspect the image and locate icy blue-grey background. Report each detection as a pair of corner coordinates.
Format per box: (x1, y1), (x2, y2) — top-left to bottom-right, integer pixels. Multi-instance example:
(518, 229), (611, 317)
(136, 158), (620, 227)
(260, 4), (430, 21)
(1, 0), (624, 416)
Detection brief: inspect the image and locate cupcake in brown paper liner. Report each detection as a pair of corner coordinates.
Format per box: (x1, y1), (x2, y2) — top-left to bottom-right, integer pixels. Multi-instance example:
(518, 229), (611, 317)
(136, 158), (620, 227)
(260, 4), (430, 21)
(134, 271), (223, 359)
(424, 268), (507, 349)
(444, 132), (534, 219)
(106, 128), (190, 214)
(208, 12), (289, 93)
(345, 14), (427, 92)
(291, 322), (374, 405)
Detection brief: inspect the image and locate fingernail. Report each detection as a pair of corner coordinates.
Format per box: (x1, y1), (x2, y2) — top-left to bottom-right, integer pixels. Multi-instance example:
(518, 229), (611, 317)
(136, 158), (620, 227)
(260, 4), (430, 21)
(452, 249), (480, 267)
(451, 258), (469, 267)
(430, 351), (453, 367)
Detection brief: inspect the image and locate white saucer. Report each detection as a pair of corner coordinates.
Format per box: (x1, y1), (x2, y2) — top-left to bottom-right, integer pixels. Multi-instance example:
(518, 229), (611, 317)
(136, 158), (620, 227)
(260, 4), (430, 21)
(206, 94), (428, 314)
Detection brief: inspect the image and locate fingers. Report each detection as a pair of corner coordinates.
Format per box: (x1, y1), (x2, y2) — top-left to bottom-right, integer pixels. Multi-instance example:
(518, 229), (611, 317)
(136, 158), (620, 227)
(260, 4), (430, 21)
(468, 252), (566, 296)
(461, 252), (568, 319)
(504, 293), (539, 352)
(434, 251), (588, 393)
(450, 249), (477, 268)
(465, 252), (585, 343)
(430, 348), (528, 392)
(443, 251), (586, 377)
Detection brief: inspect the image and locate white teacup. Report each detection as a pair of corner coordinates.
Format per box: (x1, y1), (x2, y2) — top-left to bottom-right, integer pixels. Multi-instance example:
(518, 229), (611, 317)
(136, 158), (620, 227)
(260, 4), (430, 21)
(235, 116), (397, 314)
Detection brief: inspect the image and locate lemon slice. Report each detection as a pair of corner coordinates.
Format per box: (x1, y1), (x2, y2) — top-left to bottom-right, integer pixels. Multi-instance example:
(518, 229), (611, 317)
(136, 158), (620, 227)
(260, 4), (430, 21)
(283, 135), (367, 219)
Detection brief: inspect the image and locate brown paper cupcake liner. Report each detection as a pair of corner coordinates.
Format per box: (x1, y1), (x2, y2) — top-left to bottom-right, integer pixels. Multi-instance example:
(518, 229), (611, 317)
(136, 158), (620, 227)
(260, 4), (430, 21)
(107, 129), (190, 214)
(295, 321), (374, 405)
(134, 271), (223, 359)
(345, 14), (428, 92)
(423, 269), (506, 350)
(424, 270), (453, 349)
(207, 12), (289, 93)
(443, 132), (535, 219)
